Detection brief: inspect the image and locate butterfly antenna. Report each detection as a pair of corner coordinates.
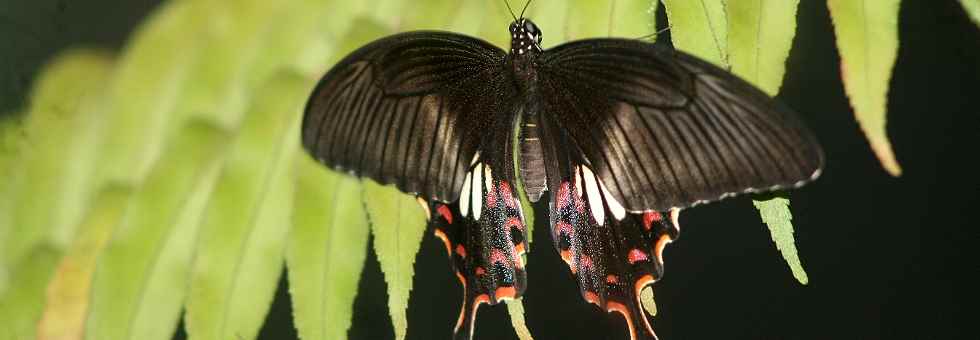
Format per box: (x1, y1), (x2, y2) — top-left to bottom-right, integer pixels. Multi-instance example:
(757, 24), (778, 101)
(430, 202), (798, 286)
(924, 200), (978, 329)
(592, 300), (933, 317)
(519, 0), (531, 20)
(504, 0), (518, 22)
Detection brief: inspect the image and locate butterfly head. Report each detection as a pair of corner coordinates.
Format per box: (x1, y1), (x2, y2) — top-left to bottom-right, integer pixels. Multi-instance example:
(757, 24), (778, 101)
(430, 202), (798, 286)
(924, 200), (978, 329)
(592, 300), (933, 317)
(509, 18), (542, 56)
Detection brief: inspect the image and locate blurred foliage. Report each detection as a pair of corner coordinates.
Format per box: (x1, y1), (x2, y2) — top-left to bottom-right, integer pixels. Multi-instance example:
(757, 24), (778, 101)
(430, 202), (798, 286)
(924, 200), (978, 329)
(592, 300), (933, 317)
(2, 0), (967, 339)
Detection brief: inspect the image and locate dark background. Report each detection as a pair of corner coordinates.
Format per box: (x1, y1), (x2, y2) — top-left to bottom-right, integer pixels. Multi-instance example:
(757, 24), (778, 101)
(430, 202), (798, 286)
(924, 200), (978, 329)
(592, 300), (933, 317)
(3, 0), (977, 339)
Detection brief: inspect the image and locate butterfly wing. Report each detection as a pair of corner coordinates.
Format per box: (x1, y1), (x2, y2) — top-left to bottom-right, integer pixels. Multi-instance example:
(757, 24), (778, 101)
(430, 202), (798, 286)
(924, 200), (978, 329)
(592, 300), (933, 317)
(426, 167), (530, 339)
(303, 31), (528, 339)
(537, 38), (824, 212)
(303, 31), (512, 203)
(531, 39), (825, 339)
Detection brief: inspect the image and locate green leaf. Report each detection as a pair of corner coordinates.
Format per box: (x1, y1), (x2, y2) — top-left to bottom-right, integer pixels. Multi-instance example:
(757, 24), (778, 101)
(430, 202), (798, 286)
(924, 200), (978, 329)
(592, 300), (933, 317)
(662, 0), (729, 68)
(287, 158), (370, 340)
(752, 198), (808, 284)
(640, 286), (657, 316)
(363, 180), (429, 340)
(37, 185), (132, 340)
(828, 0), (902, 176)
(727, 0), (800, 95)
(84, 120), (229, 340)
(726, 0), (809, 285)
(505, 300), (534, 340)
(0, 244), (60, 340)
(183, 72), (308, 340)
(0, 49), (115, 277)
(93, 0), (210, 184)
(960, 0), (980, 26)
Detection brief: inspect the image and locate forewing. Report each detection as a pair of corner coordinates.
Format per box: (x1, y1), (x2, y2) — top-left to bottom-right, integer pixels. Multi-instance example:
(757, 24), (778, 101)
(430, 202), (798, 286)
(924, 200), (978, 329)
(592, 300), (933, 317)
(537, 38), (824, 212)
(302, 31), (508, 202)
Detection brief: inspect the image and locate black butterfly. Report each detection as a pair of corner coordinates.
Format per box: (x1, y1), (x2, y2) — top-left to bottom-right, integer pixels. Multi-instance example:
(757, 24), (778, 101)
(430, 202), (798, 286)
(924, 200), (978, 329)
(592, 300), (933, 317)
(301, 8), (823, 340)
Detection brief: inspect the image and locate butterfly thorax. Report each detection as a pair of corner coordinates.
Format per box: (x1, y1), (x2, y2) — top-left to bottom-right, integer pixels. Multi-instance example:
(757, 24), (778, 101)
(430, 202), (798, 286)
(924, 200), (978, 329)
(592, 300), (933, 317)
(509, 19), (543, 96)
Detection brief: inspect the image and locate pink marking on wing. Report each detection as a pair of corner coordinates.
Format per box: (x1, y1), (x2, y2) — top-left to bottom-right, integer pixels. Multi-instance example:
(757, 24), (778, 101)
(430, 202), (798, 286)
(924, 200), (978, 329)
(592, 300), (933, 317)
(485, 181), (497, 208)
(628, 249), (649, 264)
(437, 204), (453, 224)
(642, 211), (662, 231)
(579, 254), (594, 271)
(556, 181), (571, 209)
(489, 249), (509, 267)
(554, 221), (574, 238)
(499, 181), (518, 208)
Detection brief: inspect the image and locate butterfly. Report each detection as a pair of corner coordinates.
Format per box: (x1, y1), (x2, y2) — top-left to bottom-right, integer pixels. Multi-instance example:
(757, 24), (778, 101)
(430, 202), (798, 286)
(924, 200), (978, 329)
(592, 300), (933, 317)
(301, 5), (823, 340)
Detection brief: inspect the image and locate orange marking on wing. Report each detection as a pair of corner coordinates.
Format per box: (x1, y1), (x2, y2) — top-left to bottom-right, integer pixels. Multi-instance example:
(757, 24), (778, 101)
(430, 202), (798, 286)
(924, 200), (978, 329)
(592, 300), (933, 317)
(417, 197), (431, 220)
(453, 271), (467, 333)
(607, 301), (640, 340)
(634, 274), (654, 294)
(654, 234), (672, 265)
(437, 204), (453, 224)
(433, 228), (451, 257)
(584, 291), (601, 306)
(495, 286), (517, 301)
(633, 274), (658, 336)
(465, 294), (491, 339)
(560, 249), (576, 273)
(669, 207), (681, 231)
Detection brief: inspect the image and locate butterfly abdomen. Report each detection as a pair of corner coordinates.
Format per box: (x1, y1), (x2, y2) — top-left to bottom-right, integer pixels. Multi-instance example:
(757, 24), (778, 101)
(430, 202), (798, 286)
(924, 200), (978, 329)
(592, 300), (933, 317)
(519, 110), (547, 202)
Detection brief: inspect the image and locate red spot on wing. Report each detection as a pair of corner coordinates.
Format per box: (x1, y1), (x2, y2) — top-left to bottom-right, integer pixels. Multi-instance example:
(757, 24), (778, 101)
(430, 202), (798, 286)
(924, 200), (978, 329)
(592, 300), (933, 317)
(642, 211), (662, 231)
(475, 266), (486, 276)
(437, 204), (453, 224)
(628, 249), (649, 265)
(606, 274), (620, 285)
(455, 244), (467, 258)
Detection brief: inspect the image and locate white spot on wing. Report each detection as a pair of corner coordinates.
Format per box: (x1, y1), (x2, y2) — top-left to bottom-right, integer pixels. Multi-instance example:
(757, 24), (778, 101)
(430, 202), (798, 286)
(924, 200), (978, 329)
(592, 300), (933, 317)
(460, 171), (472, 217)
(484, 164), (493, 199)
(574, 166), (583, 198)
(597, 176), (626, 221)
(582, 166), (605, 225)
(472, 163), (483, 220)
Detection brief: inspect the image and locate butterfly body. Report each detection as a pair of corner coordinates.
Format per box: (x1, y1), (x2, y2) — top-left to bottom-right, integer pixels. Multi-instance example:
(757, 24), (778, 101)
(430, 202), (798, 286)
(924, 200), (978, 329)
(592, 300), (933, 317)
(303, 17), (822, 340)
